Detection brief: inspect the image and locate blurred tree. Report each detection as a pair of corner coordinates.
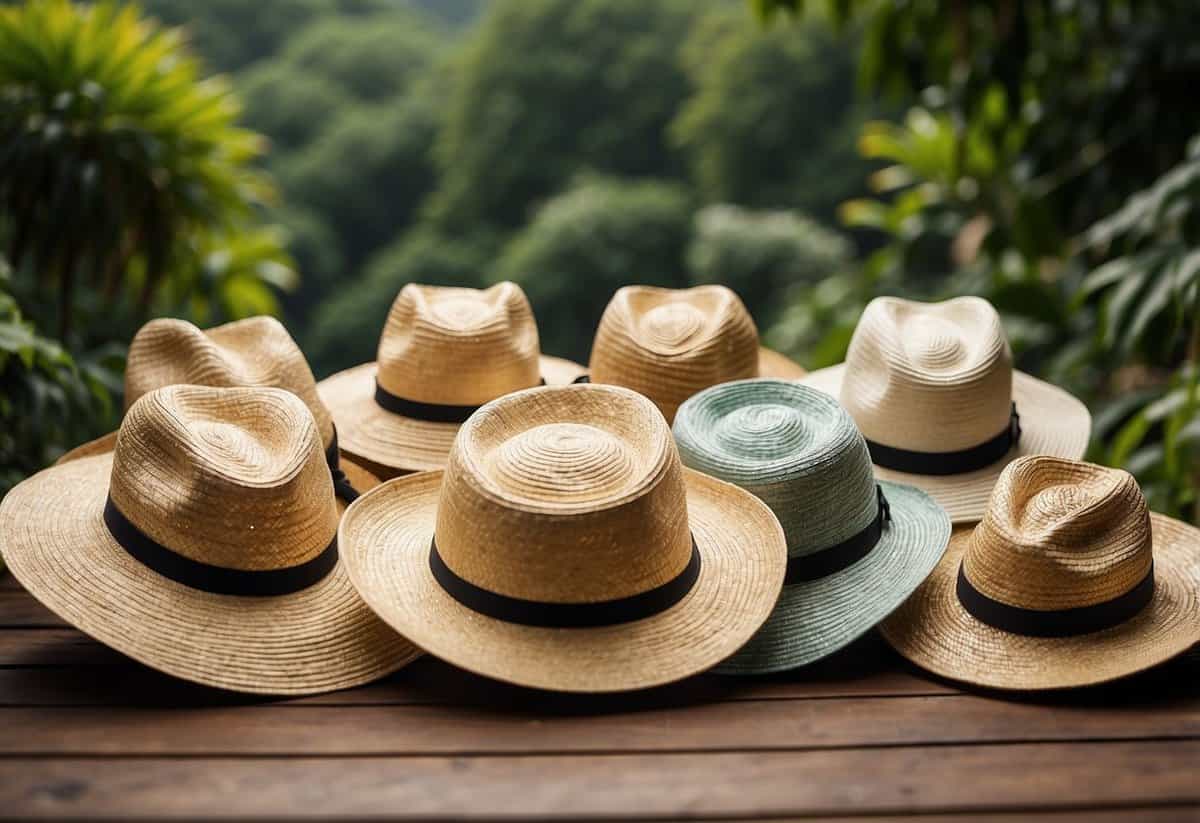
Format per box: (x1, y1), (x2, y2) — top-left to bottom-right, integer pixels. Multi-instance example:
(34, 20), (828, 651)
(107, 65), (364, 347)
(426, 0), (695, 231)
(492, 177), (693, 362)
(237, 65), (349, 152)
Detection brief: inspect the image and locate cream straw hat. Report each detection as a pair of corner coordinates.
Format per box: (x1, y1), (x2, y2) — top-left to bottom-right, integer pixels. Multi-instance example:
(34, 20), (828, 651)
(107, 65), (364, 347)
(339, 383), (788, 692)
(801, 296), (1090, 523)
(317, 282), (586, 475)
(0, 385), (420, 695)
(674, 379), (950, 673)
(881, 456), (1200, 690)
(587, 285), (807, 423)
(56, 315), (379, 504)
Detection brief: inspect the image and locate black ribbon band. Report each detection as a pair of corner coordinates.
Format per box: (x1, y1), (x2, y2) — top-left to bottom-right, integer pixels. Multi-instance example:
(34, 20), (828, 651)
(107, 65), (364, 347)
(326, 426), (359, 503)
(103, 497), (339, 597)
(955, 562), (1155, 637)
(374, 378), (546, 424)
(867, 403), (1022, 476)
(785, 485), (892, 583)
(571, 374), (591, 384)
(429, 537), (702, 627)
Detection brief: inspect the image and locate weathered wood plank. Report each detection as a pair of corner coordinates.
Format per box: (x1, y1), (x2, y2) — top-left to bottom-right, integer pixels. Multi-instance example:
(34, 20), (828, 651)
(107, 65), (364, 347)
(0, 588), (64, 627)
(3, 742), (1198, 819)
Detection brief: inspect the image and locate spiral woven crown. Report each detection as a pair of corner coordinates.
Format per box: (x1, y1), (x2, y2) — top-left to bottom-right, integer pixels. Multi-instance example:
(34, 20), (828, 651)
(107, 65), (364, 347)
(963, 456), (1153, 610)
(433, 384), (694, 603)
(125, 316), (334, 448)
(590, 285), (760, 422)
(839, 296), (1014, 452)
(109, 385), (339, 572)
(674, 380), (877, 558)
(376, 282), (542, 407)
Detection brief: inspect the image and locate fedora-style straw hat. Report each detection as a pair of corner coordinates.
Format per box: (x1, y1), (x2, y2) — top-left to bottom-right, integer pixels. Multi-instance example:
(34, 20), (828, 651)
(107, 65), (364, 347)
(673, 379), (951, 673)
(586, 285), (807, 423)
(881, 456), (1200, 690)
(0, 385), (420, 695)
(801, 296), (1091, 523)
(317, 282), (586, 476)
(339, 383), (788, 692)
(56, 315), (379, 504)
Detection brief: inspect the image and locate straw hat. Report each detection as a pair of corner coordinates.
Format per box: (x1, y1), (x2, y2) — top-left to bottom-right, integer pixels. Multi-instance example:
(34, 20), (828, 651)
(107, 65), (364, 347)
(317, 282), (586, 475)
(56, 315), (379, 503)
(673, 379), (951, 673)
(801, 296), (1090, 523)
(0, 385), (420, 694)
(339, 383), (788, 692)
(587, 285), (807, 423)
(881, 456), (1200, 690)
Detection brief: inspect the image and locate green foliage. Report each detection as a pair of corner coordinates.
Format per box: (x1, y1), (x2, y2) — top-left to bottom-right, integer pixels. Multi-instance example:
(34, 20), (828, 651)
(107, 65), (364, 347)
(493, 177), (694, 361)
(237, 64), (348, 151)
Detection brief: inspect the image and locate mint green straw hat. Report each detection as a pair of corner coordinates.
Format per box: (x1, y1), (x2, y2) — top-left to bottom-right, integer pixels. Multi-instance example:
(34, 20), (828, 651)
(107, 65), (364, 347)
(673, 379), (951, 673)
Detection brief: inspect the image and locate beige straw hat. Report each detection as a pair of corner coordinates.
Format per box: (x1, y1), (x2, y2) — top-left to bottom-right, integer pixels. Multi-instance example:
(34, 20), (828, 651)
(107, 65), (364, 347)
(801, 296), (1090, 522)
(881, 456), (1200, 690)
(317, 282), (586, 475)
(587, 285), (807, 423)
(339, 383), (788, 692)
(56, 315), (379, 503)
(0, 385), (420, 695)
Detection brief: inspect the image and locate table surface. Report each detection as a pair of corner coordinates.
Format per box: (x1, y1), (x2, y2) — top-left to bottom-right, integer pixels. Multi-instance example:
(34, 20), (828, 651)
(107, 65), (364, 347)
(0, 570), (1197, 821)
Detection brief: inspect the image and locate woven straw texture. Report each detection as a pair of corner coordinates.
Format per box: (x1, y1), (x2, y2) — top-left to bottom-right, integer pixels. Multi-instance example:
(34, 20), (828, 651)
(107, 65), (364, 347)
(674, 379), (950, 672)
(880, 456), (1200, 690)
(340, 383), (787, 693)
(588, 285), (805, 423)
(801, 296), (1090, 522)
(318, 282), (584, 473)
(0, 385), (419, 695)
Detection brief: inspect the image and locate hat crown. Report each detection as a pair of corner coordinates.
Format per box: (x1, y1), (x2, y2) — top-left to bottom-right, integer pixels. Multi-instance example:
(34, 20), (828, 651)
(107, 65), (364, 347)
(124, 316), (334, 447)
(109, 385), (339, 573)
(963, 456), (1153, 610)
(840, 296), (1013, 452)
(674, 380), (877, 558)
(590, 285), (760, 422)
(434, 385), (694, 603)
(376, 282), (542, 406)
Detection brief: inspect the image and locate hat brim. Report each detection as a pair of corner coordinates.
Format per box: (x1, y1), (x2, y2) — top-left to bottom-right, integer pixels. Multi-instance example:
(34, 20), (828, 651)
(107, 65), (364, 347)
(715, 481), (950, 674)
(880, 516), (1200, 690)
(54, 432), (383, 508)
(0, 454), (420, 695)
(339, 468), (788, 692)
(318, 356), (586, 474)
(800, 365), (1091, 523)
(756, 346), (807, 380)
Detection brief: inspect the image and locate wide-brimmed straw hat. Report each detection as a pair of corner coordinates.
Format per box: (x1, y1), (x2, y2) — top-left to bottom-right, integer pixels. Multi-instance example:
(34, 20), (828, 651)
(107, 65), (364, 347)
(801, 296), (1090, 523)
(673, 379), (951, 673)
(881, 456), (1200, 690)
(339, 383), (787, 692)
(0, 385), (420, 694)
(317, 282), (586, 475)
(56, 315), (379, 504)
(587, 285), (807, 423)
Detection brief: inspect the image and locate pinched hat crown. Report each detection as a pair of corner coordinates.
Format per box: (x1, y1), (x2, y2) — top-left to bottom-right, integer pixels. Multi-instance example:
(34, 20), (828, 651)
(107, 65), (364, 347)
(376, 282), (542, 407)
(109, 385), (339, 575)
(433, 384), (694, 605)
(125, 316), (334, 447)
(963, 456), (1152, 612)
(840, 296), (1014, 453)
(590, 285), (760, 422)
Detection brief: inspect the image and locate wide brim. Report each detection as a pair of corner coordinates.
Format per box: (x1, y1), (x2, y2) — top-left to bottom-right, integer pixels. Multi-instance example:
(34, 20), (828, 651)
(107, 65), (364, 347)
(339, 468), (788, 693)
(756, 346), (807, 380)
(800, 365), (1091, 523)
(879, 516), (1200, 690)
(318, 356), (586, 474)
(0, 454), (420, 695)
(53, 431), (384, 506)
(715, 481), (950, 675)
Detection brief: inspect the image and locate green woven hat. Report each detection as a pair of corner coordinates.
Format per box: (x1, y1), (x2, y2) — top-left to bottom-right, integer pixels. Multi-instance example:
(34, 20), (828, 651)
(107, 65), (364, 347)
(673, 378), (952, 673)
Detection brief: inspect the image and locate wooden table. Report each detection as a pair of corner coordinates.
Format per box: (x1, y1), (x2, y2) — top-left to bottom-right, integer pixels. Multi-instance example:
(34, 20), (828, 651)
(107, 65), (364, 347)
(0, 570), (1197, 821)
